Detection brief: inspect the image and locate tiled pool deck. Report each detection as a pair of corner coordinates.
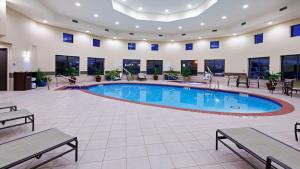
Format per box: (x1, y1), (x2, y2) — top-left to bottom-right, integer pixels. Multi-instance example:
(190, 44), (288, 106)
(0, 80), (299, 169)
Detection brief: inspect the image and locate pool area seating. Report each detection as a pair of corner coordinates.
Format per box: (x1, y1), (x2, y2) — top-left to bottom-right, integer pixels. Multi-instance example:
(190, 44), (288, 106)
(0, 102), (17, 112)
(0, 109), (34, 131)
(236, 74), (249, 88)
(0, 128), (78, 169)
(216, 127), (300, 169)
(138, 73), (147, 81)
(290, 80), (300, 97)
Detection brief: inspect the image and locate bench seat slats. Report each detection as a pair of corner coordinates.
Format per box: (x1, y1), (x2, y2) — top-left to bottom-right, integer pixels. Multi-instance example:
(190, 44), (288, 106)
(0, 128), (75, 168)
(220, 127), (300, 168)
(0, 102), (16, 110)
(0, 110), (32, 122)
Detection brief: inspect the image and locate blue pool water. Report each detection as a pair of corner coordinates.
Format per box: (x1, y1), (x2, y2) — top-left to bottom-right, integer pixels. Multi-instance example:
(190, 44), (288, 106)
(86, 83), (282, 114)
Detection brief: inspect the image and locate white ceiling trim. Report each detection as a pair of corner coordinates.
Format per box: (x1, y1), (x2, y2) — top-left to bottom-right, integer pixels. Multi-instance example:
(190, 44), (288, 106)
(112, 0), (218, 22)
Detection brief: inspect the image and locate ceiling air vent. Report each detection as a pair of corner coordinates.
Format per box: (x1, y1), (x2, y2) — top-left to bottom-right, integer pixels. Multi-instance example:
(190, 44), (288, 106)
(279, 6), (288, 12)
(129, 33), (134, 35)
(158, 34), (163, 37)
(241, 22), (247, 26)
(181, 33), (186, 36)
(72, 19), (78, 23)
(105, 28), (109, 32)
(212, 29), (218, 32)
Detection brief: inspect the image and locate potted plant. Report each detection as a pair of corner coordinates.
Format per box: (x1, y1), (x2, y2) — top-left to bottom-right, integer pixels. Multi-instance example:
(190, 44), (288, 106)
(153, 67), (159, 80)
(164, 67), (178, 80)
(66, 67), (78, 83)
(105, 69), (120, 81)
(181, 67), (192, 81)
(36, 68), (47, 87)
(266, 72), (282, 92)
(95, 70), (102, 82)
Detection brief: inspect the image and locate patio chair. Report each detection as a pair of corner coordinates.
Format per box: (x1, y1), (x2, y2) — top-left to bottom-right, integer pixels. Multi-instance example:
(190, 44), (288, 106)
(236, 74), (249, 88)
(248, 76), (260, 88)
(0, 102), (17, 111)
(216, 127), (300, 169)
(290, 80), (300, 97)
(0, 128), (78, 169)
(0, 109), (34, 131)
(138, 73), (147, 81)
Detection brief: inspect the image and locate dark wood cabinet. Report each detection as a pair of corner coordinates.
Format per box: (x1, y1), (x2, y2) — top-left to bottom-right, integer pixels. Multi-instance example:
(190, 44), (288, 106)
(14, 72), (32, 91)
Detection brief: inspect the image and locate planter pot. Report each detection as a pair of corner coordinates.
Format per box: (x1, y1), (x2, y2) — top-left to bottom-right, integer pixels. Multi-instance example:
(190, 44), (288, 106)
(183, 76), (191, 81)
(95, 76), (102, 82)
(153, 75), (159, 80)
(266, 82), (275, 91)
(36, 81), (47, 87)
(69, 76), (76, 84)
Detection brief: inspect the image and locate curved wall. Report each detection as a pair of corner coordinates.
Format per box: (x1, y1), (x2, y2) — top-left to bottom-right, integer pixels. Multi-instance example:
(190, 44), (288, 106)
(1, 8), (300, 76)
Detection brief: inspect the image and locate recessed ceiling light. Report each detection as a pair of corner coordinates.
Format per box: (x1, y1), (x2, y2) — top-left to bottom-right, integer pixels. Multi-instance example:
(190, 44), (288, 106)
(75, 2), (81, 7)
(268, 21), (273, 25)
(178, 26), (183, 29)
(42, 20), (48, 24)
(143, 38), (147, 41)
(232, 33), (237, 36)
(187, 4), (192, 8)
(198, 37), (202, 39)
(115, 21), (120, 25)
(93, 14), (99, 18)
(85, 30), (90, 33)
(135, 25), (140, 29)
(171, 40), (174, 42)
(222, 16), (227, 20)
(113, 36), (117, 39)
(121, 0), (126, 2)
(243, 4), (249, 9)
(157, 27), (162, 30)
(138, 7), (143, 11)
(164, 9), (169, 13)
(200, 22), (205, 26)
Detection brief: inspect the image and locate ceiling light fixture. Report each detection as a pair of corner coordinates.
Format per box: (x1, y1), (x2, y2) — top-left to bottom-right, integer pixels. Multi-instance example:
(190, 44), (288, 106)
(93, 14), (99, 18)
(138, 7), (143, 11)
(85, 30), (90, 33)
(121, 0), (126, 2)
(232, 33), (237, 36)
(164, 9), (169, 13)
(42, 20), (48, 24)
(268, 21), (273, 25)
(113, 36), (117, 39)
(178, 26), (182, 29)
(243, 4), (249, 9)
(143, 38), (147, 41)
(222, 16), (227, 20)
(157, 27), (162, 30)
(187, 4), (192, 8)
(171, 40), (174, 42)
(200, 22), (205, 26)
(115, 21), (120, 25)
(135, 25), (140, 29)
(75, 2), (81, 7)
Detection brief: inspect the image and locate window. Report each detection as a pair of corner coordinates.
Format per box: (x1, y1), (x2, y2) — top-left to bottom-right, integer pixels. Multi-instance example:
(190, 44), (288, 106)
(248, 57), (270, 79)
(151, 44), (159, 51)
(147, 60), (163, 75)
(186, 43), (193, 50)
(204, 59), (225, 76)
(63, 33), (73, 43)
(291, 24), (300, 37)
(281, 55), (300, 80)
(93, 39), (100, 47)
(55, 55), (79, 76)
(128, 43), (136, 50)
(181, 60), (198, 76)
(210, 41), (219, 49)
(254, 33), (263, 44)
(123, 59), (140, 75)
(88, 57), (104, 75)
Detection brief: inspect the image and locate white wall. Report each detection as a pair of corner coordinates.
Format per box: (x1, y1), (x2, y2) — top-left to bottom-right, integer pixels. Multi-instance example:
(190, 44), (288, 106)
(1, 8), (300, 76)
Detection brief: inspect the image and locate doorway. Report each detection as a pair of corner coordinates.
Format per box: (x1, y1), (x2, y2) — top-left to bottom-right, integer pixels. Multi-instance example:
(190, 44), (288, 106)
(0, 48), (8, 91)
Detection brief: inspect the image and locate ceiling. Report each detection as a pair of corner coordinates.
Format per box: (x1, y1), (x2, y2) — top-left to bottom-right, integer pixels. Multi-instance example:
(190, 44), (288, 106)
(6, 0), (300, 41)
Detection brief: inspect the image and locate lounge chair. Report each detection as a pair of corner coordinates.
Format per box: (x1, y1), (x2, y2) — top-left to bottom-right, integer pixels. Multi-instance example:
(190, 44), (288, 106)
(248, 76), (260, 88)
(290, 80), (300, 97)
(0, 109), (34, 131)
(295, 122), (300, 141)
(216, 127), (300, 169)
(0, 128), (78, 169)
(227, 75), (238, 86)
(0, 102), (17, 111)
(138, 73), (147, 81)
(236, 74), (249, 88)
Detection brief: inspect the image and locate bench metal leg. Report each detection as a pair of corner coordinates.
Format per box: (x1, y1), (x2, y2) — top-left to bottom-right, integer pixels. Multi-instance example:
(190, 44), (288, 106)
(75, 138), (78, 161)
(295, 123), (300, 141)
